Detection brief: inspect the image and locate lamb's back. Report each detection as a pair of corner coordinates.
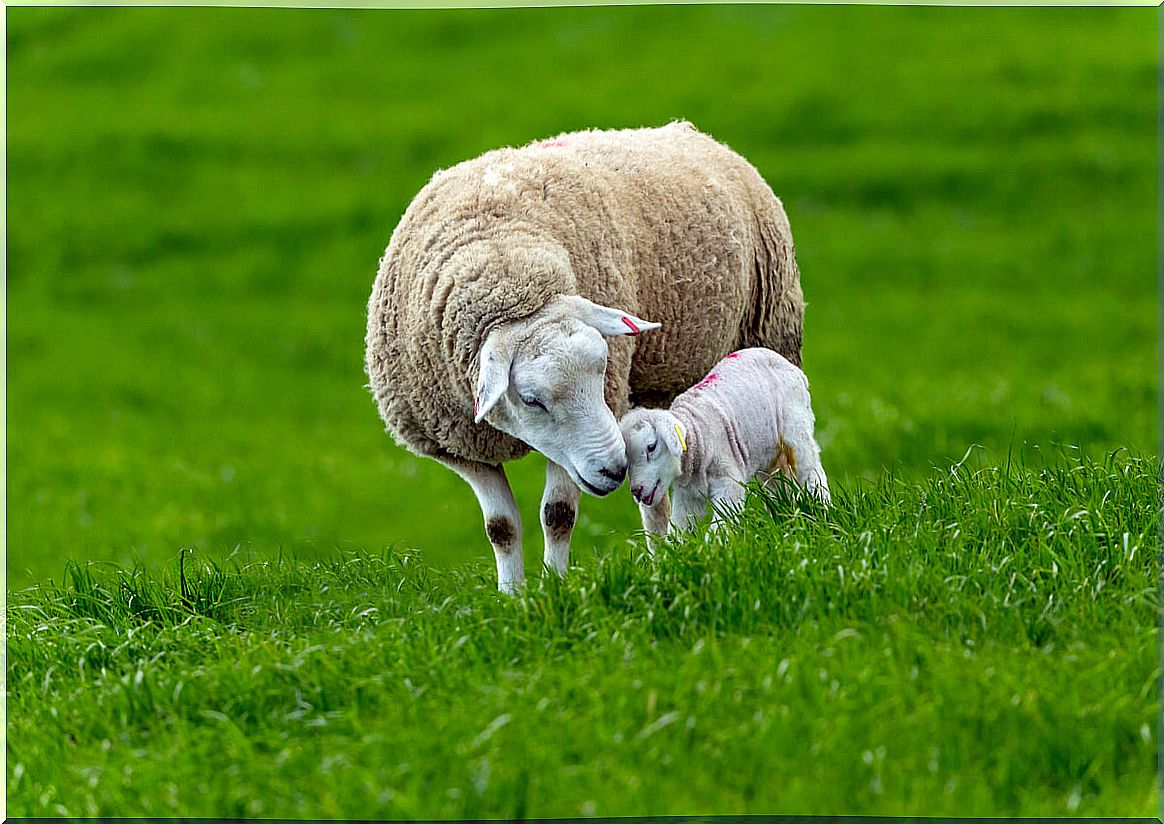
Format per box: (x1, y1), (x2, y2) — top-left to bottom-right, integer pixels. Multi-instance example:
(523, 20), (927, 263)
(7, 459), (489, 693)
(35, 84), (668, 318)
(671, 348), (809, 473)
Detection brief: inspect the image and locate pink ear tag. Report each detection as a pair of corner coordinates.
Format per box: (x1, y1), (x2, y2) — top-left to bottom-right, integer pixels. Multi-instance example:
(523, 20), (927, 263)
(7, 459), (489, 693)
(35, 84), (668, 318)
(621, 316), (641, 335)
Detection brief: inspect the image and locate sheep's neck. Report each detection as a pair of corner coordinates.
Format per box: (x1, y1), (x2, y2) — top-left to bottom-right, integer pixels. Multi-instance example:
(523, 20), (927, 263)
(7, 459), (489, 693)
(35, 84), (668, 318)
(673, 408), (704, 483)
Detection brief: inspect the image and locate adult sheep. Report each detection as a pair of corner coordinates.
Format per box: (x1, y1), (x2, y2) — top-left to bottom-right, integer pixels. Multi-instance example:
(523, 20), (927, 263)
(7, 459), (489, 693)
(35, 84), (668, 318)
(365, 121), (805, 592)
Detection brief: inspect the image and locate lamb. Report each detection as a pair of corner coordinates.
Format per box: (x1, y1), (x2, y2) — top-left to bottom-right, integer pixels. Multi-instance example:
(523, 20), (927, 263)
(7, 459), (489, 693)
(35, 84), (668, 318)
(365, 121), (806, 592)
(620, 347), (830, 542)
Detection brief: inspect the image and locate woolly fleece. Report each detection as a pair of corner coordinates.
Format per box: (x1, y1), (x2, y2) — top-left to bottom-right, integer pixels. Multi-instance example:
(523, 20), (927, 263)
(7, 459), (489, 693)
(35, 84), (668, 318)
(365, 121), (805, 466)
(668, 348), (827, 497)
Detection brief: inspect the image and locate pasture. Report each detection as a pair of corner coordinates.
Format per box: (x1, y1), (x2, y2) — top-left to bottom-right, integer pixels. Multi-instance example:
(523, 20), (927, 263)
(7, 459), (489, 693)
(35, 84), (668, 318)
(6, 5), (1157, 817)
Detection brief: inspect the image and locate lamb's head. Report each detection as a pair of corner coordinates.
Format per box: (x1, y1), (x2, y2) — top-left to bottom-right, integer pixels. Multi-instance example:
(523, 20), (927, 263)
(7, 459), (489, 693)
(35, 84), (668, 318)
(473, 295), (660, 496)
(619, 407), (687, 508)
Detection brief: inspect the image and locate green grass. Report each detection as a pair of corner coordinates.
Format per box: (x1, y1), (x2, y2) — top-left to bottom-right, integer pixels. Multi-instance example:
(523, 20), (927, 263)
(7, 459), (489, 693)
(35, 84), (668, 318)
(6, 5), (1158, 818)
(8, 452), (1158, 817)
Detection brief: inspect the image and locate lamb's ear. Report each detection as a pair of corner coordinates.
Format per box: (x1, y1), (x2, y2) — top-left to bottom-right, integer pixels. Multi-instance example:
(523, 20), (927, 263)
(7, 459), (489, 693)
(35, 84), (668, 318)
(558, 295), (661, 338)
(662, 417), (688, 457)
(474, 329), (513, 423)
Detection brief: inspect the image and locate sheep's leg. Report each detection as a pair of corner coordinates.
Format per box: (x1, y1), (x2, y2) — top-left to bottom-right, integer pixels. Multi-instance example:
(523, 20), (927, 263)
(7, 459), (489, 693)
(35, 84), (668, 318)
(439, 457), (524, 593)
(797, 448), (831, 505)
(706, 477), (747, 533)
(638, 489), (671, 556)
(669, 486), (705, 532)
(783, 423), (831, 505)
(540, 460), (580, 576)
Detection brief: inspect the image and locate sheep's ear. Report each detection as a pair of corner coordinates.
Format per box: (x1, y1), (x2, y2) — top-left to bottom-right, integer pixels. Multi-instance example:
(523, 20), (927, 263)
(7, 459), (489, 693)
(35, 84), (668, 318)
(474, 330), (513, 423)
(662, 417), (687, 457)
(558, 295), (661, 338)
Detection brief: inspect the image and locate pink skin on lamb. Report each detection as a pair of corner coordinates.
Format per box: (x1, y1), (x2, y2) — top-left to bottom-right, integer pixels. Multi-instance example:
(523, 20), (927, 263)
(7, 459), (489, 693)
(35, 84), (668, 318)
(637, 478), (662, 506)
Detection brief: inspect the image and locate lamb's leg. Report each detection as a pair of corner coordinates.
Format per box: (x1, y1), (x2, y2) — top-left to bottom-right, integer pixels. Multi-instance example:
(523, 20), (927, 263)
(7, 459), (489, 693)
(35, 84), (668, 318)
(783, 422), (831, 505)
(800, 454), (831, 504)
(439, 457), (524, 593)
(669, 487), (704, 532)
(541, 460), (580, 576)
(639, 489), (672, 556)
(706, 477), (747, 533)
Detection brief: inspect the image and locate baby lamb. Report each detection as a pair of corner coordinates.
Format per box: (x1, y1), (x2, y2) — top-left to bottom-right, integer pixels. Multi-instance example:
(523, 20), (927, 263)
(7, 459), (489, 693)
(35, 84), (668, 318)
(619, 347), (829, 542)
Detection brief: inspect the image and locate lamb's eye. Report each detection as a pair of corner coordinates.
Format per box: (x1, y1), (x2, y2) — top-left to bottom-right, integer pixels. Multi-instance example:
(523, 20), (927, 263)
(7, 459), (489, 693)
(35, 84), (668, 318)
(646, 440), (658, 457)
(521, 395), (547, 412)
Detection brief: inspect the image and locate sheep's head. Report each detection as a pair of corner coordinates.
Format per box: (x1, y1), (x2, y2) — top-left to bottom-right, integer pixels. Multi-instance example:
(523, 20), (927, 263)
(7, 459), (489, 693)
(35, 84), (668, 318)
(473, 295), (660, 496)
(619, 407), (687, 507)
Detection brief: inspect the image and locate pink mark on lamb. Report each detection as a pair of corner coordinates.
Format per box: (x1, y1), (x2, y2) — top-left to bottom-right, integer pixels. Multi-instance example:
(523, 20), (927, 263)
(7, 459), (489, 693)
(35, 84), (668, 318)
(725, 352), (741, 360)
(538, 138), (570, 149)
(693, 372), (719, 392)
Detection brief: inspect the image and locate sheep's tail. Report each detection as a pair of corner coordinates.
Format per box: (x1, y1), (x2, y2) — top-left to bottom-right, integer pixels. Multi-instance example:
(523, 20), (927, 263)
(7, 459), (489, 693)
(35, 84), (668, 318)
(738, 203), (805, 368)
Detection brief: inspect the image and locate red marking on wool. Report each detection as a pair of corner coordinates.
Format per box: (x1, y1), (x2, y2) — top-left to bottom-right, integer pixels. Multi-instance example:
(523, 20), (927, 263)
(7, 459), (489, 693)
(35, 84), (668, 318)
(725, 352), (741, 360)
(474, 397), (479, 418)
(538, 138), (570, 148)
(693, 372), (719, 391)
(621, 316), (641, 335)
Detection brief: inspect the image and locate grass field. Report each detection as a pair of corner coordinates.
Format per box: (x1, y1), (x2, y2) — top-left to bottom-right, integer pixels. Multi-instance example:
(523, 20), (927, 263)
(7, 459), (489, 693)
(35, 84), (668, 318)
(6, 4), (1158, 818)
(8, 455), (1159, 816)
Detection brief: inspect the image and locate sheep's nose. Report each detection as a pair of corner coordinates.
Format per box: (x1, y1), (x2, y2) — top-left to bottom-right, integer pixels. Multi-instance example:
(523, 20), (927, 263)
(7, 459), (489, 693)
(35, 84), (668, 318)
(631, 484), (643, 502)
(599, 462), (627, 485)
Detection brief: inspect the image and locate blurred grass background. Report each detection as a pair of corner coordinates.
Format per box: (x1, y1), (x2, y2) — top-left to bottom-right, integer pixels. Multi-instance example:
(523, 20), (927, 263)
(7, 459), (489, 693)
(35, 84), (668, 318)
(6, 5), (1156, 587)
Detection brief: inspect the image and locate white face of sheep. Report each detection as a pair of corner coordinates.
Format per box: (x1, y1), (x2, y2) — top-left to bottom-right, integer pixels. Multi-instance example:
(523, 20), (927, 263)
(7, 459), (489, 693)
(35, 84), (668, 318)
(473, 295), (661, 496)
(619, 408), (688, 508)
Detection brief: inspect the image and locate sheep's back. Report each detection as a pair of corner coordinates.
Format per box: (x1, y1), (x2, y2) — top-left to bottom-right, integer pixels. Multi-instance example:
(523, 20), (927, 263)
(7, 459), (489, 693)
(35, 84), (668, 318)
(528, 122), (803, 405)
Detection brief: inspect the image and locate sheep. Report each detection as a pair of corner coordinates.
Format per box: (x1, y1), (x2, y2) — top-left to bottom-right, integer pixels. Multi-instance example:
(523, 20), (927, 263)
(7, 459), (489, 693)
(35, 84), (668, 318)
(620, 347), (829, 543)
(365, 121), (806, 592)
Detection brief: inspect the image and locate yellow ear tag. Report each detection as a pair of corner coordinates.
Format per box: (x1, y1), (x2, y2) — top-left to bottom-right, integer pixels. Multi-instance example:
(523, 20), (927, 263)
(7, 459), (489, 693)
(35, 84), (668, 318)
(675, 423), (687, 453)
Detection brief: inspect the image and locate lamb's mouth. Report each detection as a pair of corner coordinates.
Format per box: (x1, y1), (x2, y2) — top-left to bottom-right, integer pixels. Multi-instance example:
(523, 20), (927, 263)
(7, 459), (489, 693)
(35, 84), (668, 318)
(638, 480), (661, 507)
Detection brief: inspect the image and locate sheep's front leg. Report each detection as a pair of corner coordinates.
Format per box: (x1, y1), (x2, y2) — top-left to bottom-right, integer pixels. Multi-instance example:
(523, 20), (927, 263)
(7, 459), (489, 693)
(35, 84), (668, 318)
(669, 486), (705, 532)
(638, 489), (671, 556)
(441, 457), (524, 593)
(541, 460), (580, 576)
(706, 477), (747, 533)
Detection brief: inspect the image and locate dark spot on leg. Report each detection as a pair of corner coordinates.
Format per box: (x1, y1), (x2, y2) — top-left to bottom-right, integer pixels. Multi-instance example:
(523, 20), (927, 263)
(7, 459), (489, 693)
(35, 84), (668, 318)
(543, 500), (576, 543)
(486, 516), (516, 548)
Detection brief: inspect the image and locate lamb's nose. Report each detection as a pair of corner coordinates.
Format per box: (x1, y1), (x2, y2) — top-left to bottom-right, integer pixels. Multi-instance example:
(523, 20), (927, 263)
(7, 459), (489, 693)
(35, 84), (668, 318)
(631, 484), (643, 502)
(599, 462), (627, 485)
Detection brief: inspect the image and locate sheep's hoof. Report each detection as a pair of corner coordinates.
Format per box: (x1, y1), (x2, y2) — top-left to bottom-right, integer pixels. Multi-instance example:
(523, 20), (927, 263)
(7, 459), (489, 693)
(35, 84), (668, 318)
(497, 579), (523, 596)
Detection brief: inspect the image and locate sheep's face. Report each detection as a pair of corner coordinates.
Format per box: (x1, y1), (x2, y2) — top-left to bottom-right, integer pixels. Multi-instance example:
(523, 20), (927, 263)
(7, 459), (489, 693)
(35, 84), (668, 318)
(620, 408), (687, 508)
(474, 295), (661, 496)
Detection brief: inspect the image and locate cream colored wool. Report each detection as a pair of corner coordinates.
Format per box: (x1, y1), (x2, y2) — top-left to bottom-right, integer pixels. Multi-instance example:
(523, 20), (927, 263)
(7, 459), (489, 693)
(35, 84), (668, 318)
(365, 121), (805, 466)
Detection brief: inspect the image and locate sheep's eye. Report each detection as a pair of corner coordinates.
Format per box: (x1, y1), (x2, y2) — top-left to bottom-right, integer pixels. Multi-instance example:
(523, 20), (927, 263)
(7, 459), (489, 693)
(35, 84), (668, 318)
(646, 440), (658, 457)
(521, 395), (547, 412)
